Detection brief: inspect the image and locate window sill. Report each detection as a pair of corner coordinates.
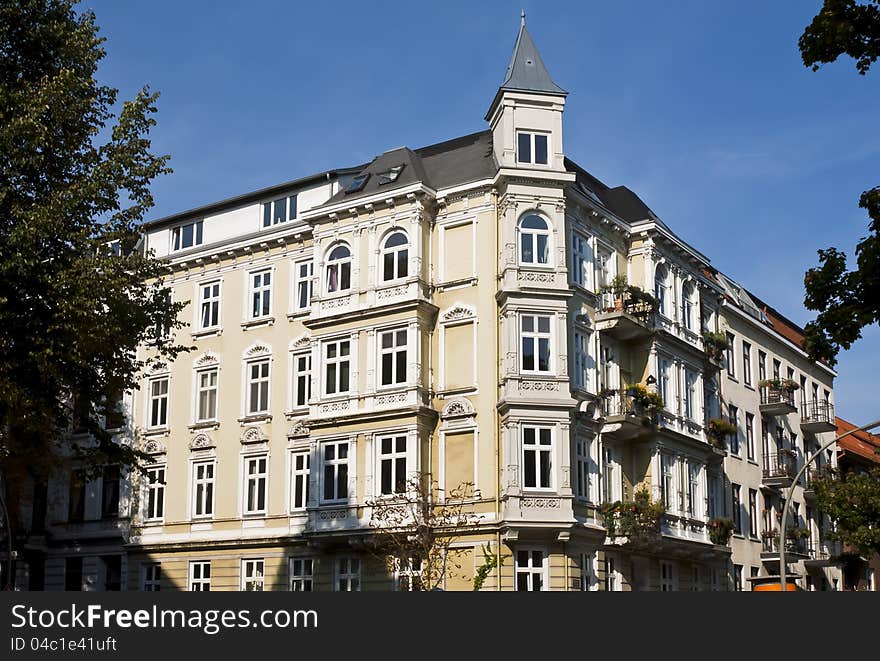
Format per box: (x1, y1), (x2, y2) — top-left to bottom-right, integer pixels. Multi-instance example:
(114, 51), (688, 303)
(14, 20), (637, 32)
(435, 276), (477, 291)
(143, 427), (170, 437)
(284, 408), (309, 419)
(238, 414), (272, 425)
(241, 317), (274, 330)
(192, 328), (222, 340)
(287, 309), (311, 321)
(188, 421), (219, 432)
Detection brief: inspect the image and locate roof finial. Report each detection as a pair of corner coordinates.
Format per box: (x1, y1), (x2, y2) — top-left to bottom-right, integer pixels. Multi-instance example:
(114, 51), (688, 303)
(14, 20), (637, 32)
(521, 9), (526, 27)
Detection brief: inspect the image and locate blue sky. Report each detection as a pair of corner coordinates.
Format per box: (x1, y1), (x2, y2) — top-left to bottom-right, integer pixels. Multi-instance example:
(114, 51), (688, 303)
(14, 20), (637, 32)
(83, 0), (879, 425)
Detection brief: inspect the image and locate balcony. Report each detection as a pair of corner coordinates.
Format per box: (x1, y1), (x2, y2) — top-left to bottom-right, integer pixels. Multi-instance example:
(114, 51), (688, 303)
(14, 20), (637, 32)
(762, 452), (797, 488)
(595, 290), (655, 342)
(759, 383), (797, 416)
(803, 464), (836, 501)
(760, 532), (811, 561)
(804, 539), (843, 568)
(800, 400), (836, 434)
(599, 390), (654, 441)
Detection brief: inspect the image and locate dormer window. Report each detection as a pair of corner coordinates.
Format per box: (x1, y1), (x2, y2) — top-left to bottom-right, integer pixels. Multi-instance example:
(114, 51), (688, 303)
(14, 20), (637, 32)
(517, 132), (548, 165)
(262, 195), (297, 228)
(378, 165), (404, 185)
(172, 220), (203, 251)
(345, 174), (370, 194)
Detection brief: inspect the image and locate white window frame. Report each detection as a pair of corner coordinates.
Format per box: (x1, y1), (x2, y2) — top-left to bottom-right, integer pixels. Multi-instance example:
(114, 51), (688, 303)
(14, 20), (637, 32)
(745, 412), (756, 461)
(572, 330), (591, 391)
(189, 561), (211, 591)
(522, 425), (554, 491)
(290, 350), (312, 409)
(660, 452), (677, 512)
(517, 214), (552, 266)
(380, 230), (410, 283)
(144, 465), (165, 522)
(515, 548), (546, 591)
(578, 552), (598, 591)
(516, 130), (550, 166)
(742, 341), (753, 386)
(595, 243), (615, 300)
(242, 454), (268, 516)
(654, 264), (669, 317)
(727, 333), (737, 379)
(520, 313), (553, 374)
(245, 358), (271, 415)
(657, 355), (672, 411)
(681, 281), (696, 331)
(376, 434), (411, 496)
(292, 259), (313, 312)
(571, 231), (592, 288)
(289, 557), (313, 592)
(194, 367), (219, 423)
(325, 243), (353, 295)
(573, 436), (591, 501)
(147, 376), (169, 429)
(335, 556), (360, 591)
(142, 563), (161, 592)
(684, 369), (698, 421)
(321, 439), (350, 504)
(197, 279), (221, 331)
(686, 461), (702, 519)
(171, 220), (203, 252)
(378, 327), (408, 388)
(248, 268), (273, 321)
(289, 450), (310, 512)
(262, 194), (297, 228)
(191, 460), (215, 520)
(241, 558), (265, 591)
(322, 338), (351, 396)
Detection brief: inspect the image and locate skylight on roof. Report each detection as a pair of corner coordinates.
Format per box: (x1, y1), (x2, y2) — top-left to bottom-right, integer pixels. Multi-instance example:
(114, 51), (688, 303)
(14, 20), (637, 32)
(378, 165), (404, 185)
(345, 173), (370, 194)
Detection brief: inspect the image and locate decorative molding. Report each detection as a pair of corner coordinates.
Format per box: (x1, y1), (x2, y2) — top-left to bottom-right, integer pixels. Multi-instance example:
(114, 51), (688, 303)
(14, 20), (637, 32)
(322, 295), (351, 310)
(145, 361), (169, 376)
(243, 341), (272, 359)
(189, 433), (215, 451)
(376, 284), (408, 301)
(375, 392), (408, 407)
(520, 380), (560, 392)
(240, 425), (266, 445)
(440, 303), (476, 323)
(290, 333), (311, 350)
(194, 351), (219, 368)
(287, 420), (310, 438)
(142, 439), (166, 455)
(317, 509), (349, 521)
(440, 397), (476, 419)
(319, 400), (351, 414)
(517, 270), (555, 284)
(521, 497), (561, 508)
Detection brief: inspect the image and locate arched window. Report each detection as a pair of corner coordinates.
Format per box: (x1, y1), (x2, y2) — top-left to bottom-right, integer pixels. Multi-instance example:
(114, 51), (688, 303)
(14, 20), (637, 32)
(681, 281), (696, 331)
(326, 243), (352, 294)
(381, 231), (409, 282)
(519, 214), (551, 266)
(654, 264), (668, 316)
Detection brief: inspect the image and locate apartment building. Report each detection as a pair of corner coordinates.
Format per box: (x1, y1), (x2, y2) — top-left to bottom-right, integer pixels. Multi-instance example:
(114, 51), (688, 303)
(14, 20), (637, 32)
(11, 18), (844, 591)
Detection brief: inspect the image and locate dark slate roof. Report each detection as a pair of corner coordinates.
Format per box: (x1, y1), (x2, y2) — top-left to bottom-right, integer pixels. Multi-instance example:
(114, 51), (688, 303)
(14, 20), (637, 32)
(564, 157), (658, 223)
(318, 130), (497, 207)
(499, 21), (567, 96)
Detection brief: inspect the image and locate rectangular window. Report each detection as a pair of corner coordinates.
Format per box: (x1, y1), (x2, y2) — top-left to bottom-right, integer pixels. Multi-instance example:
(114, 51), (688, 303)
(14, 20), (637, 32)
(289, 557), (313, 592)
(142, 563), (161, 592)
(602, 446), (615, 504)
(324, 339), (351, 396)
(145, 466), (165, 521)
(172, 220), (203, 251)
(684, 369), (697, 421)
(247, 359), (270, 415)
(379, 328), (408, 387)
(758, 350), (767, 382)
(707, 474), (719, 520)
(290, 451), (310, 511)
(378, 435), (408, 495)
(745, 413), (755, 461)
(148, 377), (169, 428)
(605, 557), (618, 592)
(573, 331), (591, 390)
(660, 562), (675, 592)
(293, 260), (313, 311)
(322, 441), (349, 503)
(249, 270), (272, 319)
(199, 280), (220, 329)
(292, 352), (311, 408)
(742, 341), (752, 386)
(578, 552), (595, 591)
(101, 465), (120, 519)
(243, 455), (268, 515)
(68, 470), (86, 523)
(520, 314), (552, 373)
(574, 436), (590, 501)
(103, 558), (122, 591)
(241, 559), (264, 591)
(65, 557), (83, 591)
(516, 549), (545, 591)
(657, 356), (672, 410)
(661, 453), (676, 511)
(192, 461), (215, 519)
(732, 484), (742, 535)
(748, 489), (758, 538)
(729, 405), (739, 455)
(726, 333), (736, 378)
(686, 462), (700, 518)
(522, 426), (553, 490)
(772, 358), (781, 380)
(196, 368), (218, 422)
(262, 195), (297, 227)
(734, 564), (743, 592)
(189, 561), (211, 591)
(571, 233), (591, 288)
(336, 557), (360, 591)
(516, 131), (549, 165)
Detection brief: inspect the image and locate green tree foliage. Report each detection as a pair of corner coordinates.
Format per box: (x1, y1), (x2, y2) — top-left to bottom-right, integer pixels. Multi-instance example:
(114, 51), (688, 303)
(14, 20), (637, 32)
(813, 467), (880, 558)
(798, 2), (880, 366)
(0, 1), (187, 531)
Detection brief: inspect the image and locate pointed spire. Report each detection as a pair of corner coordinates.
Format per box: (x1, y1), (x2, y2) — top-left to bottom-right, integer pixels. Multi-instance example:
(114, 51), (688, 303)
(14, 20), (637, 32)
(498, 16), (567, 97)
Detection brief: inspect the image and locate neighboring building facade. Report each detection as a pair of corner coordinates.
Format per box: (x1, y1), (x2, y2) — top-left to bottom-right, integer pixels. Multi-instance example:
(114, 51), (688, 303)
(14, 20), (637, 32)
(9, 18), (846, 591)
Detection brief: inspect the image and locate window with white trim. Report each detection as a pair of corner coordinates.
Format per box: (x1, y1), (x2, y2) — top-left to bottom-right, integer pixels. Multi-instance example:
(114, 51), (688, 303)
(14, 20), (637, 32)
(660, 453), (676, 511)
(522, 425), (553, 490)
(335, 556), (360, 591)
(518, 214), (550, 265)
(246, 359), (270, 415)
(602, 445), (618, 504)
(322, 440), (349, 503)
(516, 549), (545, 591)
(243, 455), (268, 516)
(660, 562), (676, 592)
(731, 483), (742, 534)
(520, 314), (552, 373)
(395, 557), (423, 592)
(148, 377), (168, 428)
(686, 461), (701, 518)
(574, 436), (591, 501)
(199, 280), (220, 330)
(517, 131), (549, 165)
(758, 350), (767, 382)
(726, 333), (737, 379)
(189, 561), (210, 591)
(707, 474), (720, 520)
(742, 341), (753, 386)
(289, 557), (313, 592)
(571, 232), (591, 288)
(293, 260), (313, 311)
(241, 559), (264, 591)
(249, 270), (272, 320)
(729, 405), (740, 455)
(325, 244), (352, 294)
(595, 245), (614, 298)
(323, 339), (351, 396)
(192, 461), (215, 519)
(654, 265), (669, 317)
(262, 195), (297, 227)
(745, 413), (755, 460)
(748, 488), (758, 538)
(145, 465), (165, 522)
(142, 563), (161, 592)
(573, 331), (591, 390)
(681, 281), (696, 331)
(290, 451), (310, 511)
(605, 557), (620, 591)
(379, 328), (407, 387)
(381, 231), (409, 282)
(378, 435), (408, 495)
(684, 369), (698, 421)
(172, 220), (203, 251)
(291, 351), (311, 408)
(195, 368), (218, 422)
(657, 355), (672, 410)
(578, 552), (596, 591)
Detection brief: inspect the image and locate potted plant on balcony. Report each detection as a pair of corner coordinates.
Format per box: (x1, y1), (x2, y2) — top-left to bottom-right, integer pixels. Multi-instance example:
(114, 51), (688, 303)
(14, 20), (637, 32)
(625, 383), (664, 418)
(601, 486), (665, 541)
(702, 331), (730, 363)
(708, 517), (735, 545)
(758, 378), (799, 393)
(705, 417), (737, 450)
(600, 274), (629, 312)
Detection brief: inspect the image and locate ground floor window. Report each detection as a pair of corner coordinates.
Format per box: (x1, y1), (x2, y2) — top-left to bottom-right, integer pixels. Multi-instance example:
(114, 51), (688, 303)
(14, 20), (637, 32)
(516, 549), (545, 591)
